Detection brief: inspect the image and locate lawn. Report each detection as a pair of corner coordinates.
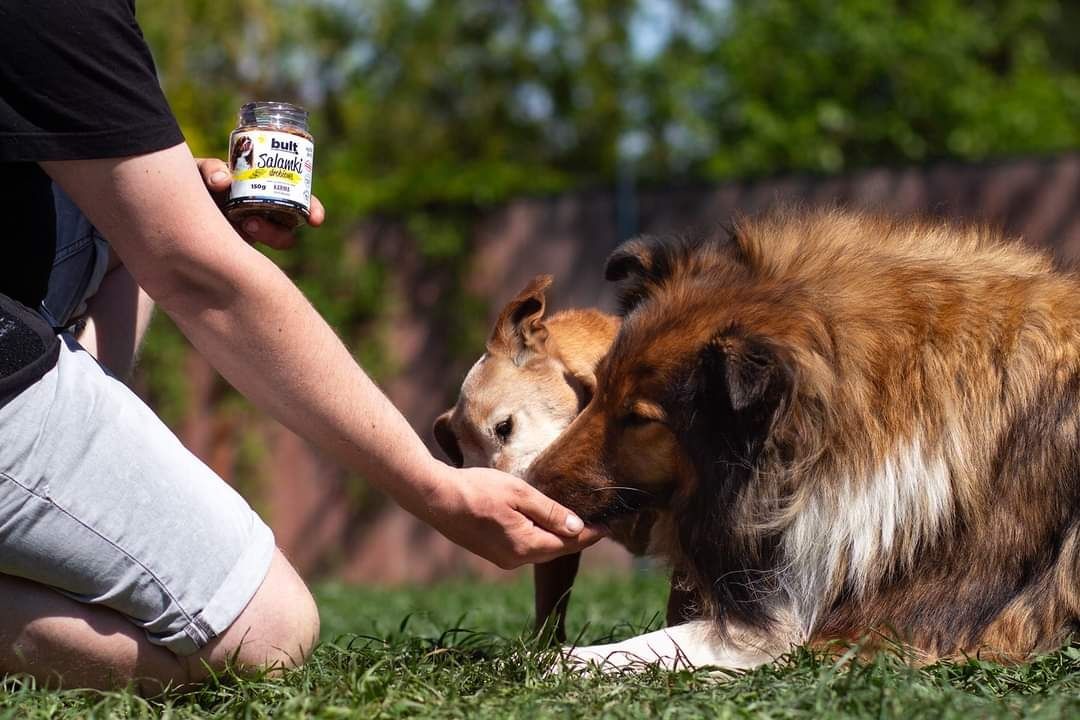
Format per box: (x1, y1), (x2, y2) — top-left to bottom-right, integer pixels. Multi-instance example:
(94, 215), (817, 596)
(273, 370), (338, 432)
(5, 571), (1080, 718)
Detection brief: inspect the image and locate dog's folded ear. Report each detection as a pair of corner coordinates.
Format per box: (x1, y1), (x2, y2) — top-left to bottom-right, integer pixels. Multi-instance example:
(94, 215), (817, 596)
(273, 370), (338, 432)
(488, 274), (553, 364)
(686, 327), (791, 445)
(604, 237), (655, 282)
(433, 410), (464, 468)
(604, 236), (667, 314)
(606, 228), (747, 315)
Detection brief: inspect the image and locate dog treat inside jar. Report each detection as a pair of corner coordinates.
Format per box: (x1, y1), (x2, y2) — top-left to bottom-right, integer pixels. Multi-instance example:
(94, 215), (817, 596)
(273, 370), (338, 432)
(225, 101), (314, 230)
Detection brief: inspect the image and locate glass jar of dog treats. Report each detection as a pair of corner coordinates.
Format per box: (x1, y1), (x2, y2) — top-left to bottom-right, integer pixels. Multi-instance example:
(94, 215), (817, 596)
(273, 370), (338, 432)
(224, 101), (314, 230)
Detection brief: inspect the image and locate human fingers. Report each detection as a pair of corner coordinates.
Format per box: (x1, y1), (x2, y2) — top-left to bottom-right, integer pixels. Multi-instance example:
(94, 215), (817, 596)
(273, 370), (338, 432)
(509, 479), (587, 538)
(512, 523), (605, 565)
(237, 216), (298, 249)
(306, 194), (325, 227)
(195, 156), (320, 248)
(234, 196), (323, 248)
(195, 157), (232, 195)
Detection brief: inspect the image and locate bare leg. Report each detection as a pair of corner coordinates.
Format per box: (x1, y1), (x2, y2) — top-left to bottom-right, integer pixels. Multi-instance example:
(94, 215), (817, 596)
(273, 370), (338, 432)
(0, 549), (319, 695)
(534, 552), (581, 643)
(76, 260), (156, 380)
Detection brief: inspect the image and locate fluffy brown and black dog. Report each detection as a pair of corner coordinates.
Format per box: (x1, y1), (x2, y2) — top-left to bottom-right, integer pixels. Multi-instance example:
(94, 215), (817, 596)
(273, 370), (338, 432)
(529, 208), (1080, 671)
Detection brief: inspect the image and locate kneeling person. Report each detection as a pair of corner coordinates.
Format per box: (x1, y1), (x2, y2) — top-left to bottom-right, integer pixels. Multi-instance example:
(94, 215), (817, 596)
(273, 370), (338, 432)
(0, 0), (598, 693)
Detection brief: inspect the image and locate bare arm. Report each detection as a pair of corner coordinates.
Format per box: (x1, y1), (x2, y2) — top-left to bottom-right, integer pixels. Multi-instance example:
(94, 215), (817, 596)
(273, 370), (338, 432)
(76, 157), (324, 379)
(42, 142), (601, 569)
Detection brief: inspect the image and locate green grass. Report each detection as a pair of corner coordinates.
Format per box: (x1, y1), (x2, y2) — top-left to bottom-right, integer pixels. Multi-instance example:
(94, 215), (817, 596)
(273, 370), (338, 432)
(6, 571), (1080, 718)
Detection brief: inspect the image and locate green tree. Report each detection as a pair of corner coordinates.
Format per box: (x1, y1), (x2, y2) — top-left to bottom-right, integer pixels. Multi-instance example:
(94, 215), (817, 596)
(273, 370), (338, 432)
(704, 0), (1080, 176)
(139, 0), (1080, 208)
(132, 0), (1080, 425)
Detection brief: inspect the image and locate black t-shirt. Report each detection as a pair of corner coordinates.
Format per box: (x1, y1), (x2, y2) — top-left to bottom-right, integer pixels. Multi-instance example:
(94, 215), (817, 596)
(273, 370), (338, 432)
(0, 0), (184, 309)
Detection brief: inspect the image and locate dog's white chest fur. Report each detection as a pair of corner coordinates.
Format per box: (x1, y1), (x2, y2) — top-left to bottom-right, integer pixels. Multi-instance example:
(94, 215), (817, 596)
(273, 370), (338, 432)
(783, 436), (954, 632)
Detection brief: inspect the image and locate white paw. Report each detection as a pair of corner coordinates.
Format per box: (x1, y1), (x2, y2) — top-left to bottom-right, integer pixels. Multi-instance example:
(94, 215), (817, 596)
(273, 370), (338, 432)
(554, 621), (779, 675)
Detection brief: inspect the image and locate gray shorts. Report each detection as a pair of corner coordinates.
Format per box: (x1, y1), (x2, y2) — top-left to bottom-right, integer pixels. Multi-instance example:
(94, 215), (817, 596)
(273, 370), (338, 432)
(0, 186), (275, 655)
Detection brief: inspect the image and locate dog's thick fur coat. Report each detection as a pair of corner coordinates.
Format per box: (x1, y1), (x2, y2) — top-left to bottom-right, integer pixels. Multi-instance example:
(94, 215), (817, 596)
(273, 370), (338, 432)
(530, 208), (1080, 668)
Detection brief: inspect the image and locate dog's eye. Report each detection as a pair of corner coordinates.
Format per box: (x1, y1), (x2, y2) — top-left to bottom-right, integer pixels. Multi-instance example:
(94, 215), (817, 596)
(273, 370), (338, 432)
(495, 417), (514, 442)
(622, 412), (655, 428)
(622, 401), (665, 428)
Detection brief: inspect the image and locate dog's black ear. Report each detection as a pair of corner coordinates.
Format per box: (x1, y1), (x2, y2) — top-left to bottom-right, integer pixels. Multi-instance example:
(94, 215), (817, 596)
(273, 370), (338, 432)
(487, 274), (552, 364)
(433, 410), (464, 468)
(687, 327), (790, 441)
(604, 236), (670, 314)
(607, 228), (748, 316)
(675, 327), (791, 636)
(604, 237), (654, 282)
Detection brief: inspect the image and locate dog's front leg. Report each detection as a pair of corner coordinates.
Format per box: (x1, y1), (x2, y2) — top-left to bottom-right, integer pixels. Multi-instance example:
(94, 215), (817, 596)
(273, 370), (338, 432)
(563, 620), (782, 673)
(665, 566), (697, 625)
(533, 551), (581, 643)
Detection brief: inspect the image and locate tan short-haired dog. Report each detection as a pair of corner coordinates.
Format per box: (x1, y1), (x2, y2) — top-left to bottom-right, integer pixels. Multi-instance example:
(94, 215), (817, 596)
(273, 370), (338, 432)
(434, 276), (691, 639)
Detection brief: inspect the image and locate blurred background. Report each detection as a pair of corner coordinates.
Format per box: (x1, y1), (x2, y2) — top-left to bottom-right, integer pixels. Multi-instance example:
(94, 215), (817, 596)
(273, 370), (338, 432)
(133, 0), (1080, 583)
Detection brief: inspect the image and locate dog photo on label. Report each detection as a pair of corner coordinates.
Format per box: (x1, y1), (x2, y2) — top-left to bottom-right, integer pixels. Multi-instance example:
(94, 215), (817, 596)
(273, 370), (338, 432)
(231, 135), (255, 172)
(434, 275), (696, 641)
(528, 208), (1080, 672)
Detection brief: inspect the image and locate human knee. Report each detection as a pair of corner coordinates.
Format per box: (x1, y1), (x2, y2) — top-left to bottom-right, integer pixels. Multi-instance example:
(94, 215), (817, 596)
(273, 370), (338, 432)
(268, 563), (321, 666)
(242, 550), (319, 667)
(198, 550), (319, 676)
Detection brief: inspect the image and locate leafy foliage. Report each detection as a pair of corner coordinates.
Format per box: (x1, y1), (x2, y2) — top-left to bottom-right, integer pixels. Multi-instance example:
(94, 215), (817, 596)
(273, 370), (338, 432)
(707, 0), (1080, 176)
(134, 0), (1080, 315)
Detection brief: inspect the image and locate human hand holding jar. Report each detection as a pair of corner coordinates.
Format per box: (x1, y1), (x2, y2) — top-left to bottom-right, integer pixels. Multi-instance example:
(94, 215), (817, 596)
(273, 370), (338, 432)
(196, 101), (325, 250)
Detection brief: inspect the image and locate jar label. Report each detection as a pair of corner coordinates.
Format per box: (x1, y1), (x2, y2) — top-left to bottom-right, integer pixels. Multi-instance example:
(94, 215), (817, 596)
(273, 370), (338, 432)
(228, 130), (314, 212)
